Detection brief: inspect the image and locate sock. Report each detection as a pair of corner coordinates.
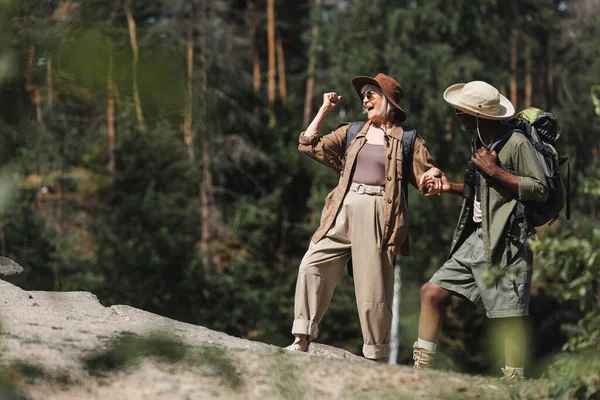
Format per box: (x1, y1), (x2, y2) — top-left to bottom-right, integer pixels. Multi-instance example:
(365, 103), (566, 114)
(417, 338), (437, 352)
(504, 366), (524, 377)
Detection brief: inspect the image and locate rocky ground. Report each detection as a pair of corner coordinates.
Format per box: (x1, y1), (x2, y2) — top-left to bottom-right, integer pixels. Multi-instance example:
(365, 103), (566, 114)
(0, 277), (551, 399)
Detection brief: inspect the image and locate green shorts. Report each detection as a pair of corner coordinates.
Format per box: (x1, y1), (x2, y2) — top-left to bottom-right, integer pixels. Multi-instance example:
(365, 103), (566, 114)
(429, 227), (532, 318)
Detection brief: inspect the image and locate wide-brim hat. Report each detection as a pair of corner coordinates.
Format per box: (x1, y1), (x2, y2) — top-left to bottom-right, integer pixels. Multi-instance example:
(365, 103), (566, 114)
(443, 81), (515, 120)
(351, 73), (407, 122)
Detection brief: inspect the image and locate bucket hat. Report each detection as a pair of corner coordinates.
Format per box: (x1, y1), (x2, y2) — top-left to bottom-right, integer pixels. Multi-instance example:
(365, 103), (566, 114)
(443, 81), (515, 120)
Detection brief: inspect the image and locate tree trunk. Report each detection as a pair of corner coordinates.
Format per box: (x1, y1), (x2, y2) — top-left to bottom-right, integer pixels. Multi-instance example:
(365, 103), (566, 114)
(267, 0), (276, 104)
(47, 55), (53, 108)
(248, 0), (260, 94)
(0, 221), (5, 257)
(388, 262), (402, 365)
(199, 2), (214, 270)
(226, 24), (233, 63)
(557, 82), (565, 106)
(183, 9), (195, 161)
(267, 0), (276, 126)
(523, 29), (532, 108)
(25, 46), (44, 127)
(306, 0), (323, 225)
(33, 87), (43, 125)
(125, 3), (145, 131)
(276, 35), (287, 104)
(253, 47), (261, 94)
(510, 28), (518, 109)
(303, 0), (322, 127)
(107, 39), (116, 175)
(26, 46), (35, 93)
(546, 35), (553, 110)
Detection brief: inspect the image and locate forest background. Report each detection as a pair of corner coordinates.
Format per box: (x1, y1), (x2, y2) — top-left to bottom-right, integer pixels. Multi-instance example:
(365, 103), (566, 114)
(0, 0), (598, 387)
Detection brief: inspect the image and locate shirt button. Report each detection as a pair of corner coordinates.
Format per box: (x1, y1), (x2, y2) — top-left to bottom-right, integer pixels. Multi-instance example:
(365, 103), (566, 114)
(460, 224), (464, 229)
(387, 155), (392, 160)
(387, 176), (392, 181)
(387, 199), (392, 204)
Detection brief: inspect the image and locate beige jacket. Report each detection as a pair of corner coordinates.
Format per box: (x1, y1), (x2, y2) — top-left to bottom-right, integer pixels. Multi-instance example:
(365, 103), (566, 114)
(299, 121), (436, 255)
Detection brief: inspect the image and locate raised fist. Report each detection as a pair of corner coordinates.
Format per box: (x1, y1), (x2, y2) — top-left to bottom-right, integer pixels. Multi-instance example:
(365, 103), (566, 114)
(322, 92), (342, 111)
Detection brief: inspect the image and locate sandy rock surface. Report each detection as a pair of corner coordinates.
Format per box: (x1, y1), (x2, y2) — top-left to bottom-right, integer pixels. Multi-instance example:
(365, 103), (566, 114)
(0, 257), (24, 287)
(0, 280), (541, 399)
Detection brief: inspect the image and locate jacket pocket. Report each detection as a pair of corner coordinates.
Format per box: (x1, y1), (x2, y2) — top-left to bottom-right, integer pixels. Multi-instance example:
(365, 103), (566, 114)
(503, 257), (532, 308)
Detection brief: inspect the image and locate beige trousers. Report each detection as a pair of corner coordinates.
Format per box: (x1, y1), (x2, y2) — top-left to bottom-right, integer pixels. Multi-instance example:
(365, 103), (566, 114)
(292, 183), (395, 359)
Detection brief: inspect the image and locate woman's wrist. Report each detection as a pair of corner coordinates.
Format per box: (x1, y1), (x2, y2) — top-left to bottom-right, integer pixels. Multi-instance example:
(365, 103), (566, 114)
(319, 104), (334, 113)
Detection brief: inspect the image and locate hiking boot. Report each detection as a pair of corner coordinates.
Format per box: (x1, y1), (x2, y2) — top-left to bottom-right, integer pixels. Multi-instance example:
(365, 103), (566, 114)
(413, 341), (435, 369)
(501, 367), (524, 381)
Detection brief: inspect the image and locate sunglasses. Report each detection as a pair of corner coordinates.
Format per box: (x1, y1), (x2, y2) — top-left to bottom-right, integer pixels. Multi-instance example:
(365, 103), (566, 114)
(360, 90), (379, 102)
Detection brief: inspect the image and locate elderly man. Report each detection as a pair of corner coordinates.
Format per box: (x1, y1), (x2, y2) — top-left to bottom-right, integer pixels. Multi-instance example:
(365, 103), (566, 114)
(415, 81), (548, 380)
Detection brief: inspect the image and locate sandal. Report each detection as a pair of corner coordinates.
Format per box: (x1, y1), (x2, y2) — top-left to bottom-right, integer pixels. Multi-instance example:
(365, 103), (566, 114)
(284, 336), (308, 352)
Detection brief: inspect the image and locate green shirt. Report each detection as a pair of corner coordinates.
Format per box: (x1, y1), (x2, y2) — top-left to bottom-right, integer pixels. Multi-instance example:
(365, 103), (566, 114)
(449, 130), (549, 267)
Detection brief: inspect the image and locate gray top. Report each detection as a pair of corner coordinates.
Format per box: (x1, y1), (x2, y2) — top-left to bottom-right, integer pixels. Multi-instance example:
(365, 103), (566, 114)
(352, 143), (386, 187)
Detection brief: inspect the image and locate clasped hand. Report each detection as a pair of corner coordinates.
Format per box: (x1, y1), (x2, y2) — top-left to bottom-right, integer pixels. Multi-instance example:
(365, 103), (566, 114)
(419, 167), (447, 196)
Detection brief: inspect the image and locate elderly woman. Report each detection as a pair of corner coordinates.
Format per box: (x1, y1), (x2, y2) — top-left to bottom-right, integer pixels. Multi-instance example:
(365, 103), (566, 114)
(286, 73), (441, 361)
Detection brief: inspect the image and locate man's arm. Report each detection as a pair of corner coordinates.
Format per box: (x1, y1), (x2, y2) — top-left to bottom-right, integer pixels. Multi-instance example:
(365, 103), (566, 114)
(472, 147), (519, 195)
(419, 168), (463, 196)
(443, 179), (464, 196)
(472, 142), (548, 202)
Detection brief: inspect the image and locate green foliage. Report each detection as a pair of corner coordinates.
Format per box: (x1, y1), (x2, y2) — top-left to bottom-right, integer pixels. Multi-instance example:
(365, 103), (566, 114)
(1, 189), (55, 289)
(482, 264), (523, 288)
(84, 332), (243, 389)
(0, 0), (599, 388)
(84, 332), (188, 375)
(545, 351), (600, 400)
(188, 345), (243, 389)
(531, 227), (600, 352)
(592, 85), (600, 116)
(94, 125), (203, 313)
(0, 360), (46, 389)
(269, 356), (305, 400)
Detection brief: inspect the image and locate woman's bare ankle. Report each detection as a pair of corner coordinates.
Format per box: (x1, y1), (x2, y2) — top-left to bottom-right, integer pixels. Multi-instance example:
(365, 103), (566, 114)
(294, 334), (309, 350)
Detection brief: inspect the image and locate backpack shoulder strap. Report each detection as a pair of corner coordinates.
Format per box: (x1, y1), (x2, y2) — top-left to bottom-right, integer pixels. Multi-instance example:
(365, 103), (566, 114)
(488, 129), (516, 154)
(401, 128), (418, 211)
(345, 121), (366, 153)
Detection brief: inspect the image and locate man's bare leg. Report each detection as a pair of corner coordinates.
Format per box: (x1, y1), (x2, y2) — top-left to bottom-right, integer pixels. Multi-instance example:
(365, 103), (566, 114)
(414, 282), (453, 368)
(418, 282), (453, 341)
(502, 317), (526, 379)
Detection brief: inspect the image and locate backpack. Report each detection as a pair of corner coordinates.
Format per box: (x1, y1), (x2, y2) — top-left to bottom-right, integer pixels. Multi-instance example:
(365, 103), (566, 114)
(490, 107), (570, 227)
(344, 121), (418, 277)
